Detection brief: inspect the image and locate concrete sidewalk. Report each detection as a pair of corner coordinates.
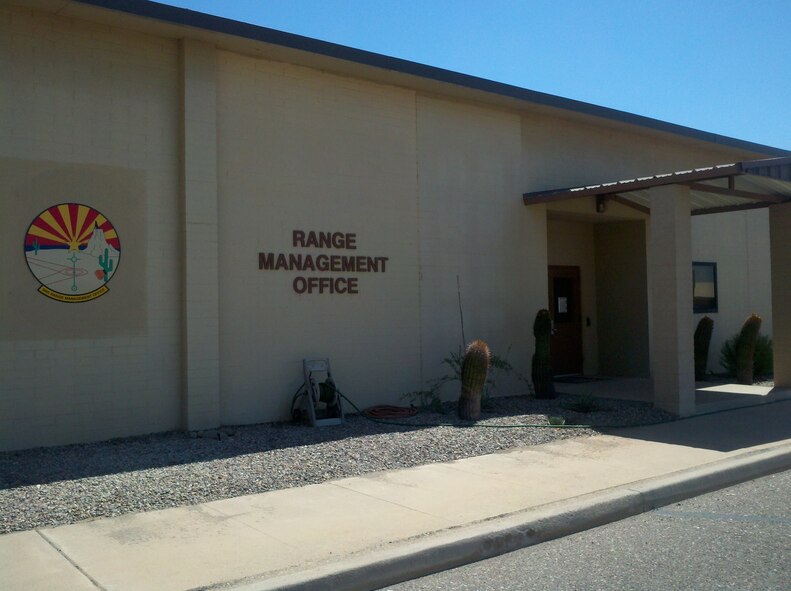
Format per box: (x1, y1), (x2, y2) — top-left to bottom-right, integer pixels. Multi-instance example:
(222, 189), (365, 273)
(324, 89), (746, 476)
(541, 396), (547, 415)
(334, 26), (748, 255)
(3, 402), (791, 591)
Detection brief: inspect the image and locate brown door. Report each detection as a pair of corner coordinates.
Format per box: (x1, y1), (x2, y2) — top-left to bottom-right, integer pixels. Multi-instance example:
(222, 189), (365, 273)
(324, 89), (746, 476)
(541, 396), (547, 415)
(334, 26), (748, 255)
(548, 266), (583, 375)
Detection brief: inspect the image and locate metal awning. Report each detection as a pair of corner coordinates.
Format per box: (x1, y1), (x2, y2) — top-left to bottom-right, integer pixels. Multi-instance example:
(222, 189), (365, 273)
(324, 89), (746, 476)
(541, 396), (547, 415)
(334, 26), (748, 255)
(523, 157), (791, 215)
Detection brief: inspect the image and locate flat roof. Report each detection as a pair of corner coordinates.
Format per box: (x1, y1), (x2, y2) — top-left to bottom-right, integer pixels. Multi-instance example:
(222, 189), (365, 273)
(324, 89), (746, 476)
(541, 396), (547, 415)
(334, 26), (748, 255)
(66, 0), (790, 158)
(523, 157), (791, 216)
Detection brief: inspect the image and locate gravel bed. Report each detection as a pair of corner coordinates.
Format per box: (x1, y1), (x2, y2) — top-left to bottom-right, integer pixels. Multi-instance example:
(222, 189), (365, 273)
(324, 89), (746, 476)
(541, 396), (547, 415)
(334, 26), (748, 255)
(0, 393), (674, 534)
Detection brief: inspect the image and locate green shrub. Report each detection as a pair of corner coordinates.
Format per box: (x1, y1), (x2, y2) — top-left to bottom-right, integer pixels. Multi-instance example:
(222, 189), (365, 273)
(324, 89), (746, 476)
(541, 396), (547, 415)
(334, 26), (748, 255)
(720, 337), (736, 376)
(753, 335), (773, 379)
(719, 314), (771, 383)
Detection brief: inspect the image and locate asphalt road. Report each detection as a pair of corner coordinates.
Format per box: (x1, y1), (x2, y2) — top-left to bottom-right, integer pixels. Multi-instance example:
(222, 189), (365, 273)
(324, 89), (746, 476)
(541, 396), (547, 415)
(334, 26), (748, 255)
(381, 470), (791, 590)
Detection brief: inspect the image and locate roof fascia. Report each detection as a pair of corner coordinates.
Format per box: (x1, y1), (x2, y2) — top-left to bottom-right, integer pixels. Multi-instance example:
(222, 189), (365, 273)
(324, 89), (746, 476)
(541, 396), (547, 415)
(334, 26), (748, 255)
(691, 202), (772, 216)
(523, 164), (745, 204)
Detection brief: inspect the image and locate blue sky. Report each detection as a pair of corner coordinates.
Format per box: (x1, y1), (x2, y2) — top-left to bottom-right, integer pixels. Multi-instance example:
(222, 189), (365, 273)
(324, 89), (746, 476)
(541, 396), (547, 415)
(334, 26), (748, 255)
(163, 0), (789, 151)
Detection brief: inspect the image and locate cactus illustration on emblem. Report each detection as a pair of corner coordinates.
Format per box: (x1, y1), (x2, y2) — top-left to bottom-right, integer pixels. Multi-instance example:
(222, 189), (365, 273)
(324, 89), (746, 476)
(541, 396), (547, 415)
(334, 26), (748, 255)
(24, 203), (121, 302)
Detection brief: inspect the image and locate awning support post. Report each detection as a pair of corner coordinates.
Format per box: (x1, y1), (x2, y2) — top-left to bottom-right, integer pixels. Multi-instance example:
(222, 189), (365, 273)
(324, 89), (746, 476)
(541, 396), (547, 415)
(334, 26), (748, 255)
(648, 184), (696, 416)
(770, 202), (791, 388)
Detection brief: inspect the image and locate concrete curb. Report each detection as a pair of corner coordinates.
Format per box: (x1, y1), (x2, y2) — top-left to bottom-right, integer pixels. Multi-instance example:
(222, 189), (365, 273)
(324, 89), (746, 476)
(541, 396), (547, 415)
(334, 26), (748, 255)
(217, 442), (791, 591)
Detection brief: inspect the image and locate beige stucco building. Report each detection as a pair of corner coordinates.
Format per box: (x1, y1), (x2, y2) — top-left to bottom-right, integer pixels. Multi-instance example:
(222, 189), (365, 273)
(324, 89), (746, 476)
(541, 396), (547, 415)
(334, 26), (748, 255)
(2, 0), (790, 451)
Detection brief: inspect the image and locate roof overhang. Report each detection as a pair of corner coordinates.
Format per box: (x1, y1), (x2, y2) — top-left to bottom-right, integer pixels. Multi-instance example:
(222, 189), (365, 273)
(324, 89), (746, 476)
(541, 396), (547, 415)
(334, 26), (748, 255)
(523, 157), (791, 216)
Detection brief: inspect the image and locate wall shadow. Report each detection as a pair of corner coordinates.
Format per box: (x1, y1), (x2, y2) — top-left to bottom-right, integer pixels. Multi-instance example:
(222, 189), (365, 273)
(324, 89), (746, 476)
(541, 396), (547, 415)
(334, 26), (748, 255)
(603, 398), (791, 452)
(0, 416), (428, 489)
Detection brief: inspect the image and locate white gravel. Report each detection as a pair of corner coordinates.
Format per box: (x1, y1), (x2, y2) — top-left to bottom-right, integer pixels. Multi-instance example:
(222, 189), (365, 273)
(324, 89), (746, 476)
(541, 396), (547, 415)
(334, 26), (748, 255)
(0, 393), (674, 534)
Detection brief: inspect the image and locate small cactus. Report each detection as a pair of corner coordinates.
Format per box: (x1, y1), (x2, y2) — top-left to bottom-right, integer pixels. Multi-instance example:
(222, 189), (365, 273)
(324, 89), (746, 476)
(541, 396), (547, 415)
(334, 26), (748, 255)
(457, 340), (491, 421)
(98, 247), (114, 282)
(735, 314), (762, 385)
(532, 309), (555, 399)
(694, 316), (714, 381)
(32, 237), (39, 255)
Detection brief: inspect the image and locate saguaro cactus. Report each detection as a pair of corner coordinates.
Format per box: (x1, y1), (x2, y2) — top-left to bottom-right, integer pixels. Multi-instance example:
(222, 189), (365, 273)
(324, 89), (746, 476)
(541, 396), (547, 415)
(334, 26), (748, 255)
(532, 309), (555, 399)
(735, 314), (762, 385)
(98, 248), (113, 282)
(457, 340), (491, 421)
(694, 316), (714, 381)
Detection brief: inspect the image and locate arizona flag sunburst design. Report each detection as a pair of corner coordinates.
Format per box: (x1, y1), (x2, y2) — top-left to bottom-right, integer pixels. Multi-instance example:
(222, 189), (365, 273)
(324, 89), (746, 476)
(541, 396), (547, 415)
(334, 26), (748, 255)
(24, 203), (121, 303)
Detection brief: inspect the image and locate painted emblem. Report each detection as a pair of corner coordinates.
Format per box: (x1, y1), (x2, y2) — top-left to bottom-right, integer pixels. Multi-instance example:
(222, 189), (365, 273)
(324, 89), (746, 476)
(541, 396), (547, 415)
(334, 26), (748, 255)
(24, 203), (121, 302)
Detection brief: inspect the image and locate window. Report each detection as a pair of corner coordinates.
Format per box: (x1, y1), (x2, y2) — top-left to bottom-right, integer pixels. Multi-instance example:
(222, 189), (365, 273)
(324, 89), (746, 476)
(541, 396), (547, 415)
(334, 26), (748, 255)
(693, 262), (718, 313)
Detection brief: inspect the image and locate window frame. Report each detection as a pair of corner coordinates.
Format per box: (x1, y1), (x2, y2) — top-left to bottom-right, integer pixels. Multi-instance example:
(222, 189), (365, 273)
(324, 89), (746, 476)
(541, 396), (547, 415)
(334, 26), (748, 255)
(692, 261), (718, 314)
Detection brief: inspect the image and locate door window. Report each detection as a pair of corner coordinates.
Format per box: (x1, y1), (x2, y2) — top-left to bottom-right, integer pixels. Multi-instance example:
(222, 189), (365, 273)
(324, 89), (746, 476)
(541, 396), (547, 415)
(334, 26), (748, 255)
(553, 277), (573, 322)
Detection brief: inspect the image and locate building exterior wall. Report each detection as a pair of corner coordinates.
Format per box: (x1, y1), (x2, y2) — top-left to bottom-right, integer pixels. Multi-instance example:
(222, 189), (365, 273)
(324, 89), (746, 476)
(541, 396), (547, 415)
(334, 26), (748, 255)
(416, 96), (535, 397)
(691, 209), (772, 374)
(0, 2), (778, 449)
(216, 51), (422, 423)
(0, 5), (182, 450)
